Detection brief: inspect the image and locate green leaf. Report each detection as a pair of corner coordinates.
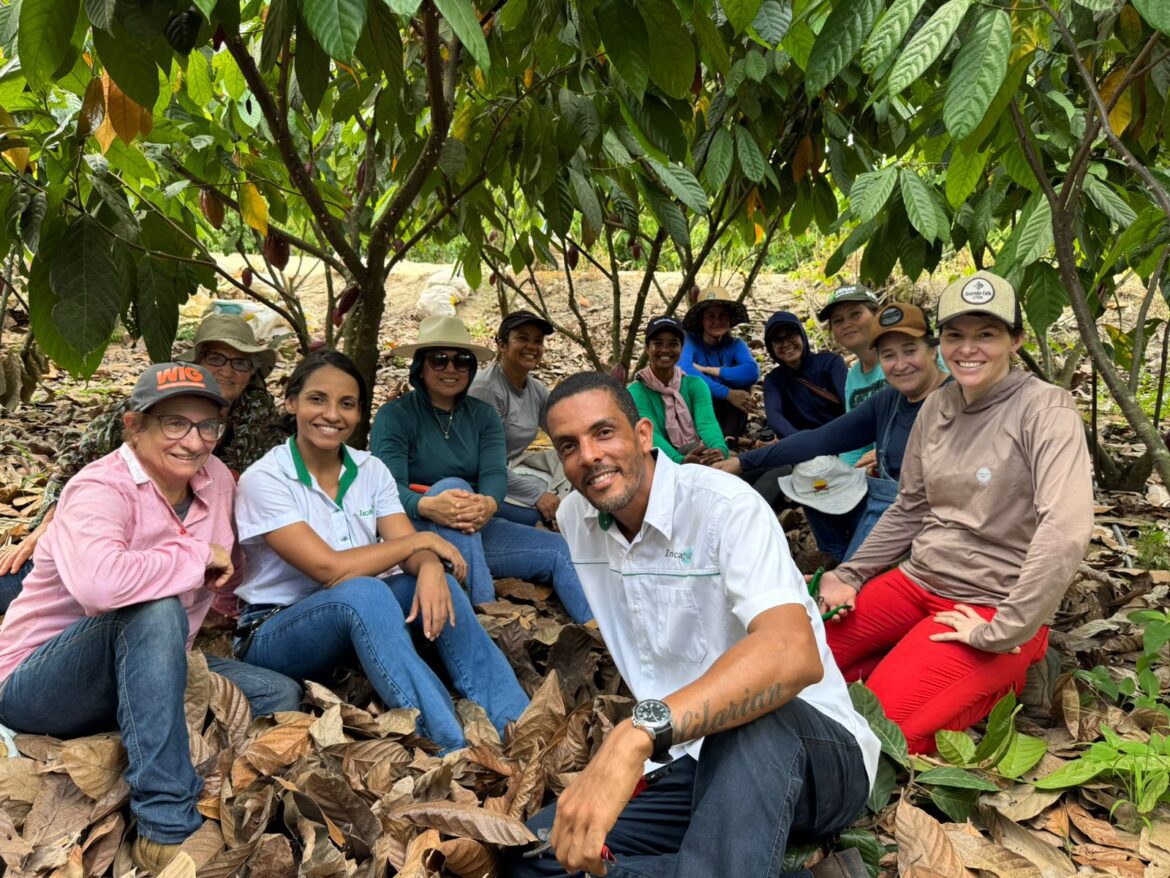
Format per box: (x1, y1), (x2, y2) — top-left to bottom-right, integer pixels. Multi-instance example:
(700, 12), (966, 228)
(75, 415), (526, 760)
(389, 0), (422, 13)
(643, 184), (690, 251)
(945, 144), (987, 208)
(929, 786), (980, 823)
(646, 158), (708, 214)
(28, 225), (105, 377)
(723, 0), (764, 34)
(294, 22), (331, 115)
(916, 767), (998, 791)
(1023, 262), (1067, 336)
(805, 0), (882, 95)
(93, 24), (159, 108)
(744, 50), (768, 82)
(18, 0), (80, 89)
(569, 168), (604, 239)
(962, 50), (1032, 150)
(1005, 193), (1053, 271)
(84, 0), (115, 31)
(825, 216), (877, 276)
(935, 729), (976, 766)
(705, 128), (734, 190)
(996, 732), (1047, 780)
(260, 0), (295, 73)
(439, 137), (467, 178)
(867, 758), (896, 813)
(302, 0), (368, 59)
(1034, 758), (1108, 790)
(850, 682), (909, 767)
(1085, 174), (1138, 227)
(433, 0), (491, 69)
(861, 0), (923, 74)
(191, 0), (215, 19)
(750, 0), (790, 46)
(185, 49), (213, 107)
(836, 829), (886, 875)
(597, 0), (649, 96)
(849, 166), (897, 222)
(692, 8), (730, 75)
(49, 217), (122, 357)
(899, 170), (946, 242)
(360, 0), (405, 96)
(641, 0), (695, 99)
(973, 691), (1018, 764)
(943, 9), (1010, 141)
(886, 0), (969, 97)
(1137, 771), (1168, 814)
(498, 0), (526, 30)
(735, 126), (766, 183)
(1135, 0), (1170, 35)
(135, 256), (183, 363)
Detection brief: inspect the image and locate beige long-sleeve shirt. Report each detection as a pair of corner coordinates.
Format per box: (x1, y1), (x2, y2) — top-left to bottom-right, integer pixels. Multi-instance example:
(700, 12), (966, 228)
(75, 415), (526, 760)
(834, 370), (1093, 651)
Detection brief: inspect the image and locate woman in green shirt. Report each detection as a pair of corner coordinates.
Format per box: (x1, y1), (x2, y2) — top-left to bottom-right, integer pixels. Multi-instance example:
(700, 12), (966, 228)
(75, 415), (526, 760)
(627, 316), (730, 465)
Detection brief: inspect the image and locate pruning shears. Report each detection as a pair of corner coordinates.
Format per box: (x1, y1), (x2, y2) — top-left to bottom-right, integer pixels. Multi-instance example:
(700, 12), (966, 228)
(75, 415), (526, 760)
(808, 566), (848, 621)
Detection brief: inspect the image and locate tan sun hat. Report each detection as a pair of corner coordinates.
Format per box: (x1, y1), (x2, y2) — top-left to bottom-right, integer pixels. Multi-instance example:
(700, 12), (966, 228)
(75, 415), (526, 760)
(777, 456), (868, 515)
(682, 286), (749, 333)
(391, 315), (495, 362)
(177, 313), (278, 376)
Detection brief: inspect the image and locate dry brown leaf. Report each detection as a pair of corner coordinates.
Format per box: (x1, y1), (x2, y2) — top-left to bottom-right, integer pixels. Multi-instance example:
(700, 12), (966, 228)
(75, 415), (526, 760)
(981, 784), (1063, 822)
(80, 811), (123, 878)
(0, 757), (46, 803)
(185, 650), (212, 733)
(437, 836), (498, 878)
(0, 806), (34, 870)
(464, 743), (516, 777)
(196, 841), (255, 878)
(208, 671), (252, 752)
(1065, 801), (1138, 850)
(1070, 843), (1145, 878)
(894, 799), (973, 878)
(176, 820), (225, 870)
(980, 805), (1076, 877)
(15, 734), (65, 762)
(247, 833), (295, 878)
(244, 716), (314, 774)
(295, 769), (382, 852)
(457, 699), (502, 747)
(156, 850), (197, 878)
(943, 827), (1043, 878)
(48, 844), (84, 878)
(309, 704), (346, 749)
(398, 828), (443, 878)
(22, 773), (92, 854)
(391, 800), (538, 845)
(370, 707), (420, 738)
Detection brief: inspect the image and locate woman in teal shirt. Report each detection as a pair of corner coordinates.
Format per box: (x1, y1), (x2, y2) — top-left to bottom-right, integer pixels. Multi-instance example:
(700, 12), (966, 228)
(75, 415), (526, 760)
(628, 316), (729, 465)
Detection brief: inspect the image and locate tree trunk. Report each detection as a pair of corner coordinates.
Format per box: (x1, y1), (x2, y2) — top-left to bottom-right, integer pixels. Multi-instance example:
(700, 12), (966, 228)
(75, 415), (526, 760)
(346, 272), (389, 448)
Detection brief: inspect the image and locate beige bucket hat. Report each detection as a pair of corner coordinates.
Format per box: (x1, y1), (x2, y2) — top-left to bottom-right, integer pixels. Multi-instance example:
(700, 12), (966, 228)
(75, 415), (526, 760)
(682, 286), (749, 333)
(391, 315), (495, 362)
(177, 313), (278, 376)
(777, 456), (868, 515)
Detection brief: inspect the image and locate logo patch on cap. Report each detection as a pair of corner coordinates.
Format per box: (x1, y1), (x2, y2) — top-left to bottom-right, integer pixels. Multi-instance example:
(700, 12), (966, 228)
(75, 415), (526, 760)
(156, 365), (209, 391)
(960, 278), (995, 305)
(812, 478), (829, 492)
(878, 306), (904, 327)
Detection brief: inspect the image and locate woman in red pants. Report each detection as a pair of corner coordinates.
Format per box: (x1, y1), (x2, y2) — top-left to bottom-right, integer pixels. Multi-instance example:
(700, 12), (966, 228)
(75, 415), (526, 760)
(813, 272), (1093, 753)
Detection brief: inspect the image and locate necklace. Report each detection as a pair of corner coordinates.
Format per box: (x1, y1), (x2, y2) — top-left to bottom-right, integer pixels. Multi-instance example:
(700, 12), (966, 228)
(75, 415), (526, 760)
(431, 406), (456, 439)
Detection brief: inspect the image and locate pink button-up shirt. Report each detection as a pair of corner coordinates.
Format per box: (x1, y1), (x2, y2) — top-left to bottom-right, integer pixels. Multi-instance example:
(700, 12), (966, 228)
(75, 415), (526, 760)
(0, 445), (240, 683)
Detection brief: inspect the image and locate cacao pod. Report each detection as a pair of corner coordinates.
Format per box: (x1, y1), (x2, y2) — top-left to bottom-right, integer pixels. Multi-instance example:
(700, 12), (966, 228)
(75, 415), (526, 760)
(609, 362), (627, 383)
(691, 65), (702, 97)
(200, 189), (224, 230)
(689, 283), (700, 305)
(393, 238), (406, 255)
(566, 245), (580, 270)
(332, 285), (361, 326)
(630, 240), (643, 260)
(488, 272), (498, 287)
(355, 160), (367, 192)
(264, 231), (290, 270)
(241, 268), (254, 287)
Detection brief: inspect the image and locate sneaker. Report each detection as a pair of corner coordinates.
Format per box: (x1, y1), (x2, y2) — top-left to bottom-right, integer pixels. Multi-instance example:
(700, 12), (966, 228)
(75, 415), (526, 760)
(131, 837), (184, 875)
(810, 848), (869, 878)
(1020, 646), (1063, 712)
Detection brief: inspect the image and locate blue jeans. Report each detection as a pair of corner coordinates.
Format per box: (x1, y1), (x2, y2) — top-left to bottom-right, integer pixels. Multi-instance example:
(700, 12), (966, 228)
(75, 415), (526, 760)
(414, 479), (593, 624)
(237, 574), (530, 753)
(0, 559), (31, 614)
(0, 598), (303, 843)
(495, 502), (544, 527)
(502, 698), (870, 878)
(803, 505), (864, 564)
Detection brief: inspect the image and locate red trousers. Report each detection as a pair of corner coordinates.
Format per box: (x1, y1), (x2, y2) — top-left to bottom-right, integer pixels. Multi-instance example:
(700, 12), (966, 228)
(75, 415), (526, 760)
(825, 568), (1048, 753)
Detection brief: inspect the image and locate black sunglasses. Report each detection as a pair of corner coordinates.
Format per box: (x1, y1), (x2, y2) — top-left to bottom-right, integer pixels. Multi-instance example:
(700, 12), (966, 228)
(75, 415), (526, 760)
(424, 350), (475, 372)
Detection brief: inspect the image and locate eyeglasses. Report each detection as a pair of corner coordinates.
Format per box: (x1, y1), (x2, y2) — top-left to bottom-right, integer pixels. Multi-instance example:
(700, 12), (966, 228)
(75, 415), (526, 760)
(201, 351), (254, 373)
(149, 414), (227, 442)
(772, 334), (802, 349)
(424, 351), (475, 372)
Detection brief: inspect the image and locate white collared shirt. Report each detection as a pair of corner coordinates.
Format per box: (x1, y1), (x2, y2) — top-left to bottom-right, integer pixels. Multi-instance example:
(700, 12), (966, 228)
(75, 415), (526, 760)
(557, 453), (880, 783)
(235, 440), (404, 606)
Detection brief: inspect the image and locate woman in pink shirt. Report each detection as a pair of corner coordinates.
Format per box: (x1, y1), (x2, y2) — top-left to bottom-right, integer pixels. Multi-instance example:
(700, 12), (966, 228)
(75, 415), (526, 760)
(0, 363), (300, 875)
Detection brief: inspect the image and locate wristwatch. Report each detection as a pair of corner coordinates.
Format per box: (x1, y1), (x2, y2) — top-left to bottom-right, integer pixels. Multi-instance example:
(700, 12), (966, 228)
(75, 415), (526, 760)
(631, 699), (674, 763)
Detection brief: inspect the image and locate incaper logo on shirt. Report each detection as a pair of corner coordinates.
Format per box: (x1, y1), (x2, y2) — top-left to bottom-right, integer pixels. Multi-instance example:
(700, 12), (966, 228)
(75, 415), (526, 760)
(665, 548), (693, 565)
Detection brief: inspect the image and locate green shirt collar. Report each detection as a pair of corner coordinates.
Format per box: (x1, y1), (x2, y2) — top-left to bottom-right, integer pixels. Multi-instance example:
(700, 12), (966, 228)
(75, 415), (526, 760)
(288, 436), (359, 507)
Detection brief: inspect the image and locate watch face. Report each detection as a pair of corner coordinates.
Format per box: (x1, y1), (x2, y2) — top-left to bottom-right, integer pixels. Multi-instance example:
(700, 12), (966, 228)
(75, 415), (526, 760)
(634, 700), (671, 726)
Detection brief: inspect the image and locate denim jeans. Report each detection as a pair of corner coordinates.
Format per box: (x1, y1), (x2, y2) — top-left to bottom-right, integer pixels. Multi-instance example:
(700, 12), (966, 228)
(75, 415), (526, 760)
(237, 574), (530, 753)
(803, 504), (864, 564)
(495, 502), (543, 527)
(0, 597), (303, 844)
(414, 479), (593, 624)
(502, 698), (871, 878)
(0, 559), (31, 614)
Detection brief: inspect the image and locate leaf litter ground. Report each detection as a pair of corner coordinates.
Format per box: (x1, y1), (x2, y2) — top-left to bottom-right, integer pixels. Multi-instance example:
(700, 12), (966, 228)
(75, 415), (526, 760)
(2, 276), (1170, 876)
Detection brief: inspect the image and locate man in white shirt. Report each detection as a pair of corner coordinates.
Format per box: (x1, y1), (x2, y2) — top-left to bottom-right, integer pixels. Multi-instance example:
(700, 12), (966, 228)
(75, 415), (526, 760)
(504, 372), (879, 878)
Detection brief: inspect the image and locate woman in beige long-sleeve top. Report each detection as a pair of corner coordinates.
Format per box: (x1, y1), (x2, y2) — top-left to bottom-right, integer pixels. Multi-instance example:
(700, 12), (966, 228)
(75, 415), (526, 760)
(813, 272), (1093, 754)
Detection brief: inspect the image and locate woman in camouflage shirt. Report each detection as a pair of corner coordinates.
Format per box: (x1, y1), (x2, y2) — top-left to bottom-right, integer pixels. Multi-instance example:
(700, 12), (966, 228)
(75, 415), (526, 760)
(0, 314), (286, 605)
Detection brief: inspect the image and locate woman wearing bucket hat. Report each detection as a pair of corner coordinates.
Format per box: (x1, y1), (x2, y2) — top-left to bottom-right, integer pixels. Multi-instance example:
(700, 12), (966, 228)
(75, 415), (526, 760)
(678, 287), (759, 441)
(468, 310), (565, 527)
(717, 303), (949, 562)
(627, 315), (729, 466)
(0, 363), (302, 875)
(0, 312), (285, 612)
(812, 272), (1093, 754)
(370, 316), (593, 624)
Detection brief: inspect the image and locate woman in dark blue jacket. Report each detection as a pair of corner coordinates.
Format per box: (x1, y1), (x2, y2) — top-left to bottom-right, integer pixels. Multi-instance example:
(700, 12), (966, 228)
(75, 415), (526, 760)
(761, 310), (847, 438)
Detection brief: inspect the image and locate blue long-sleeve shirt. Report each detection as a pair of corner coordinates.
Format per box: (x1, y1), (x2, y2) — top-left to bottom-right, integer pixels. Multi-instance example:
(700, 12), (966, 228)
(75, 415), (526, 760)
(679, 334), (760, 400)
(740, 384), (942, 479)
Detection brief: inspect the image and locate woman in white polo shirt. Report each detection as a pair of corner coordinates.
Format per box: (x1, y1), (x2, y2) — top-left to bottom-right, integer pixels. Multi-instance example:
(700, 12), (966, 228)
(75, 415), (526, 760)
(233, 350), (529, 752)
